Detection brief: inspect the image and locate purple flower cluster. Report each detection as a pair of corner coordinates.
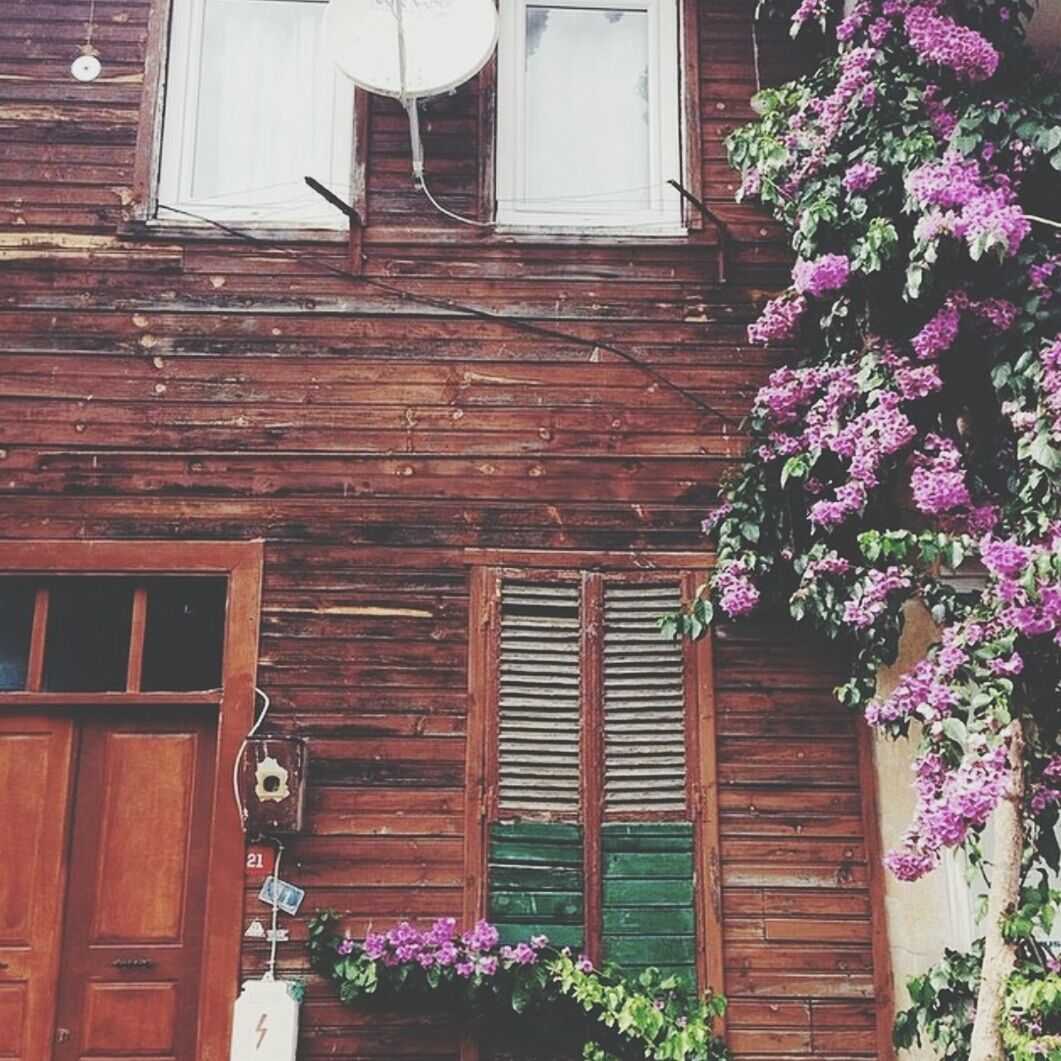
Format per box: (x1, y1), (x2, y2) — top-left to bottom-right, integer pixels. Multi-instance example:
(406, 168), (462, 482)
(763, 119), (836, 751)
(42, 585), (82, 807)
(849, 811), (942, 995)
(749, 344), (935, 531)
(921, 84), (957, 139)
(1029, 259), (1058, 301)
(911, 298), (963, 359)
(355, 918), (550, 978)
(909, 434), (971, 515)
(980, 535), (1029, 579)
(886, 742), (1013, 881)
(968, 297), (1018, 332)
(701, 501), (733, 535)
(792, 253), (852, 297)
(809, 389), (917, 528)
(786, 47), (879, 191)
(713, 559), (761, 618)
(1030, 755), (1061, 814)
(747, 294), (807, 345)
(803, 551), (854, 580)
(907, 154), (1030, 258)
(907, 153), (982, 209)
(791, 0), (831, 31)
(842, 566), (912, 628)
(910, 291), (1018, 362)
(960, 188), (1031, 257)
(866, 656), (959, 727)
(903, 6), (1000, 82)
(892, 362), (942, 400)
(842, 160), (883, 193)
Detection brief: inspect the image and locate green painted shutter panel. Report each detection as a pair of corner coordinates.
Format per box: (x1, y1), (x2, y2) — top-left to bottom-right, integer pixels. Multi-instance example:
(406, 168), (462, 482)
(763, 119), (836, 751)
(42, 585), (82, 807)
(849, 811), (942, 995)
(488, 821), (585, 949)
(601, 822), (696, 987)
(602, 583), (687, 815)
(498, 581), (582, 815)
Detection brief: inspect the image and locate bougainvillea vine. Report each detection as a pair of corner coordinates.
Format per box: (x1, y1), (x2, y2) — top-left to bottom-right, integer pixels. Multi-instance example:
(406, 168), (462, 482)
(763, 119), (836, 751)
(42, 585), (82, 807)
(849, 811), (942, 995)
(690, 0), (1060, 1055)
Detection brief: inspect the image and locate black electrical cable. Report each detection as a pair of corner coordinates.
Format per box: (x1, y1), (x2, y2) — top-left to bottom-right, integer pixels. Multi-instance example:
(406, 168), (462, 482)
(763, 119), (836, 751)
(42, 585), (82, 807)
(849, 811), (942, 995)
(156, 202), (743, 427)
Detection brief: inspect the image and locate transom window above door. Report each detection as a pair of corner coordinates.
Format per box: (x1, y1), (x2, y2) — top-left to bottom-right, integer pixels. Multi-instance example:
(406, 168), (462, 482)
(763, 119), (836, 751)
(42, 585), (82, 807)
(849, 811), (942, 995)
(156, 0), (356, 227)
(0, 576), (227, 693)
(495, 0), (685, 231)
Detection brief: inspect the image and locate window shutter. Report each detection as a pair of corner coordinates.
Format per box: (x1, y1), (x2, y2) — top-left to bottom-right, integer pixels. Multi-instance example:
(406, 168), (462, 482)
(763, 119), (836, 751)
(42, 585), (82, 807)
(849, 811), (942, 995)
(497, 581), (581, 815)
(602, 583), (687, 815)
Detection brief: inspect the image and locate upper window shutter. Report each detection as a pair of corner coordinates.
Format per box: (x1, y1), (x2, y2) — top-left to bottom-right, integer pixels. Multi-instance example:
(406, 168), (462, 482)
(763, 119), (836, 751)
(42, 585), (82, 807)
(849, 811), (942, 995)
(496, 581), (581, 816)
(602, 582), (687, 815)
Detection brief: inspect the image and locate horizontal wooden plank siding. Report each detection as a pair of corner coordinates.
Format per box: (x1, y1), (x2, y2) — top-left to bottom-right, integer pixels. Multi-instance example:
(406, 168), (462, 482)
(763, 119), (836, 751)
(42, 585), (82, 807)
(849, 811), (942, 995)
(0, 0), (884, 1055)
(713, 620), (879, 1059)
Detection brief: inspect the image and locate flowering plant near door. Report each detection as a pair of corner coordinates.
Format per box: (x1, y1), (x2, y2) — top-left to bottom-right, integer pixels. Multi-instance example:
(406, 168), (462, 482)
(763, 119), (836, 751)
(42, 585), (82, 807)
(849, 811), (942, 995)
(681, 0), (1061, 1055)
(308, 914), (729, 1061)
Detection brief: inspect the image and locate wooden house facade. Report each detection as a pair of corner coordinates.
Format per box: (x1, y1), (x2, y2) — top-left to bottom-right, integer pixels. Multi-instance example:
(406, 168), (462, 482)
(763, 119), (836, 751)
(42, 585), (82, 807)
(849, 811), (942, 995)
(0, 1), (894, 1058)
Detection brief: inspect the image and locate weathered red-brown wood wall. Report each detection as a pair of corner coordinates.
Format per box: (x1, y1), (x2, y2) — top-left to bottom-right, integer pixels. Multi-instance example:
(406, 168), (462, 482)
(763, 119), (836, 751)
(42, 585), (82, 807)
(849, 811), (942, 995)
(0, 0), (886, 1056)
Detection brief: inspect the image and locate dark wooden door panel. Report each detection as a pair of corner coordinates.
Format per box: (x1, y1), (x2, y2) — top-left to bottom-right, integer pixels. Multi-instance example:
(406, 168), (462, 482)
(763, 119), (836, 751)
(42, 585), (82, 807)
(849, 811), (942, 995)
(54, 711), (217, 1061)
(0, 713), (75, 1061)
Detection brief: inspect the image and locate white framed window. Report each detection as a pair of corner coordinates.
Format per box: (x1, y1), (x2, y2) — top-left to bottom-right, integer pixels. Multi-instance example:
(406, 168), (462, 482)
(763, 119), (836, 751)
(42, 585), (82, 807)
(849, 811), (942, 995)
(495, 0), (684, 232)
(156, 0), (355, 228)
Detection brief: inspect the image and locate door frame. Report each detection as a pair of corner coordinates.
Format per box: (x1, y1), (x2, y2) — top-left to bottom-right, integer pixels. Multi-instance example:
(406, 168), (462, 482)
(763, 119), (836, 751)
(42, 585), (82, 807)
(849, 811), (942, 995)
(0, 540), (264, 1060)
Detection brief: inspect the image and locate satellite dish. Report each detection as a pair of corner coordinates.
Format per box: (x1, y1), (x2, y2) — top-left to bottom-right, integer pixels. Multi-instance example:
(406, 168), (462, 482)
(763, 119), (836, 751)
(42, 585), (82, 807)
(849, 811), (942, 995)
(324, 0), (498, 100)
(322, 0), (497, 225)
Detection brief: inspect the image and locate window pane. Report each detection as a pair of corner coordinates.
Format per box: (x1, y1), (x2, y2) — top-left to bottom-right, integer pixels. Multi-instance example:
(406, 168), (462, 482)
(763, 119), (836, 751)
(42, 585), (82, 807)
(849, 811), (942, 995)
(163, 0), (353, 223)
(43, 580), (133, 692)
(142, 578), (227, 692)
(523, 7), (650, 213)
(0, 579), (36, 691)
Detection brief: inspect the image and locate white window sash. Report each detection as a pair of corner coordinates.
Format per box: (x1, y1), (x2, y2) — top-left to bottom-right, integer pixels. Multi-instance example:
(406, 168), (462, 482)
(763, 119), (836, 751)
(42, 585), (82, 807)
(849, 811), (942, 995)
(495, 0), (684, 231)
(157, 0), (354, 228)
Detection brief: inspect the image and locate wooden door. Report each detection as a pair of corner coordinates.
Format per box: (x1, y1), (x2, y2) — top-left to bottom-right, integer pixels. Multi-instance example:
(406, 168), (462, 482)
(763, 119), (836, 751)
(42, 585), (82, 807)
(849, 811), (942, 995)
(0, 713), (76, 1061)
(52, 711), (217, 1061)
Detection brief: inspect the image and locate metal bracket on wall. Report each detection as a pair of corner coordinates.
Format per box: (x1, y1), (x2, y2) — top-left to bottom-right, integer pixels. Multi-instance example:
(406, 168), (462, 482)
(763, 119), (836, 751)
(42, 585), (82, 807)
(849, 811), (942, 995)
(668, 179), (730, 285)
(305, 175), (365, 276)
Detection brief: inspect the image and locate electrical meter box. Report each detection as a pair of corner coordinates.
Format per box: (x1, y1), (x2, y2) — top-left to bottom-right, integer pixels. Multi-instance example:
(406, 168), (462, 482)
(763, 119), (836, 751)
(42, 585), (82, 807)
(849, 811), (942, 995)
(238, 737), (308, 835)
(230, 978), (299, 1061)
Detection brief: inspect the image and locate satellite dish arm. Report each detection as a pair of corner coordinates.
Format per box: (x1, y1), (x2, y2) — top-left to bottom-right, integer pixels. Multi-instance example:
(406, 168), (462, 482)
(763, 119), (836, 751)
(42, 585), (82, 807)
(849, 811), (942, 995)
(404, 99), (424, 184)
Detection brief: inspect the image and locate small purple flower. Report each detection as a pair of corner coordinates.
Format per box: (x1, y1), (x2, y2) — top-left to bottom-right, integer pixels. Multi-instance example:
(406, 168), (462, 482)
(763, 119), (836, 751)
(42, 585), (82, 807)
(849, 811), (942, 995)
(842, 161), (882, 194)
(791, 253), (852, 298)
(747, 294), (807, 345)
(576, 957), (594, 974)
(363, 933), (387, 960)
(338, 938), (356, 956)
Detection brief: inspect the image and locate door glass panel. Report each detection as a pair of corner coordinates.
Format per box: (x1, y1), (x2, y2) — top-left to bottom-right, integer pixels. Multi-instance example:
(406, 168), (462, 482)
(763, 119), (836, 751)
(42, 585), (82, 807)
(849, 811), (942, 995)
(0, 578), (35, 690)
(43, 579), (133, 692)
(523, 7), (650, 213)
(142, 577), (227, 691)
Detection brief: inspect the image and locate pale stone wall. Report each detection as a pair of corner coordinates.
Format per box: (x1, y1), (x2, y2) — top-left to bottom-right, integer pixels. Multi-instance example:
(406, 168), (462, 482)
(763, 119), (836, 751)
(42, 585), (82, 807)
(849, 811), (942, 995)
(872, 604), (977, 1059)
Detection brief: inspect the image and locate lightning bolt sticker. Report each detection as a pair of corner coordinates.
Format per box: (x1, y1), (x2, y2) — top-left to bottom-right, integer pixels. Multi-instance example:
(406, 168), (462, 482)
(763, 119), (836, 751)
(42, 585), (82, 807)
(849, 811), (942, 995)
(256, 1012), (268, 1050)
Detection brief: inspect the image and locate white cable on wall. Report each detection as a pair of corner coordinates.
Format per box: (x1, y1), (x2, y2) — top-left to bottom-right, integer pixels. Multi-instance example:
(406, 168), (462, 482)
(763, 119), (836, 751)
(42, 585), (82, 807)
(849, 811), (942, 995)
(232, 686), (271, 826)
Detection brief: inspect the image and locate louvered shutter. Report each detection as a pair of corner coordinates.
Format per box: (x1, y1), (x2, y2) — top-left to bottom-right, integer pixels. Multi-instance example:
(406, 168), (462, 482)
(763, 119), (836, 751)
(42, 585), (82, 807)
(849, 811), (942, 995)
(497, 581), (581, 815)
(602, 582), (688, 815)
